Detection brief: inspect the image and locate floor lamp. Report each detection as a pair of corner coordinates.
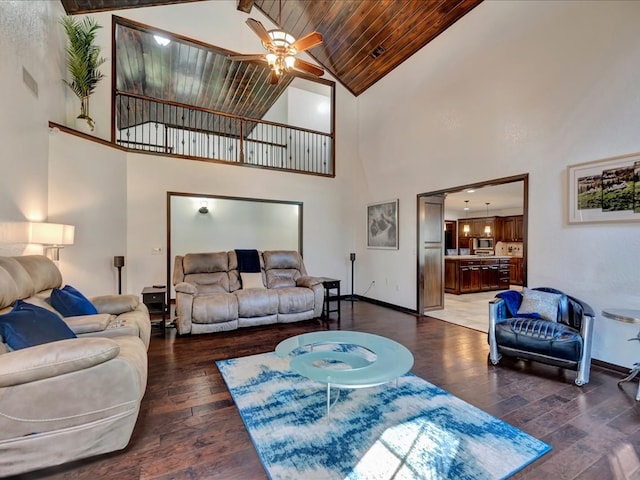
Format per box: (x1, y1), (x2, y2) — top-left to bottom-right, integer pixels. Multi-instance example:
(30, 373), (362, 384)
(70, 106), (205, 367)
(114, 256), (125, 294)
(347, 252), (358, 302)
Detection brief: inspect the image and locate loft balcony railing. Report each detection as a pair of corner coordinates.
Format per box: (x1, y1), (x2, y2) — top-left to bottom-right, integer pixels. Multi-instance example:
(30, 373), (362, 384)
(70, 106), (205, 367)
(113, 92), (334, 177)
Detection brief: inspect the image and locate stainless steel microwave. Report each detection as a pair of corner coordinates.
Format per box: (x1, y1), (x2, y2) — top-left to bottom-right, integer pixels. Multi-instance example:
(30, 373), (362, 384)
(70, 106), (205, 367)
(473, 237), (494, 249)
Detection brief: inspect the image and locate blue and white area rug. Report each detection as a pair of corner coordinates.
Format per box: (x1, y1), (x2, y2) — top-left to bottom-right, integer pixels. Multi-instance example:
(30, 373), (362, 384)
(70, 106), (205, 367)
(216, 351), (550, 479)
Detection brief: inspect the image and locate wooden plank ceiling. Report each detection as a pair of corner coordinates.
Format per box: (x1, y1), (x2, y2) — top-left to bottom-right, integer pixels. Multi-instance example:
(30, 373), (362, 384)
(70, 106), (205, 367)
(114, 17), (292, 134)
(62, 0), (483, 97)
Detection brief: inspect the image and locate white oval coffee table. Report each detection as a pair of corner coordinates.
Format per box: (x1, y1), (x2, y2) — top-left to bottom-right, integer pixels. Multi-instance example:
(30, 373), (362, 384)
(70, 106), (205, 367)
(275, 331), (414, 415)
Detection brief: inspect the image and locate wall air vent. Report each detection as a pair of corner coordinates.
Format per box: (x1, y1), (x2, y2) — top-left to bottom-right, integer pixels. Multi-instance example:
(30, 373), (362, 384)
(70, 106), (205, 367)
(22, 66), (38, 98)
(370, 46), (385, 59)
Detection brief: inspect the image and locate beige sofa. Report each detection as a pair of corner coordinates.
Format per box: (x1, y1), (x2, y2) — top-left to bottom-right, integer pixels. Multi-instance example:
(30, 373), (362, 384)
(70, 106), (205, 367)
(173, 250), (323, 335)
(0, 255), (148, 476)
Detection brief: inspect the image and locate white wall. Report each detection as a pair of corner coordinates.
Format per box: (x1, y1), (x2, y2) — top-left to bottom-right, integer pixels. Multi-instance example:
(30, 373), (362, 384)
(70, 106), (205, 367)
(356, 1), (640, 367)
(48, 132), (127, 296)
(0, 1), (66, 223)
(169, 195), (300, 296)
(171, 196), (299, 256)
(288, 87), (331, 133)
(124, 150), (357, 298)
(262, 91), (288, 124)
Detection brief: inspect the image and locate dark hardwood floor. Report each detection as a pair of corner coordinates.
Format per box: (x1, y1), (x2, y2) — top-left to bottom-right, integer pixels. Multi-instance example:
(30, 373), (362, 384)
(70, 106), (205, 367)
(10, 301), (640, 479)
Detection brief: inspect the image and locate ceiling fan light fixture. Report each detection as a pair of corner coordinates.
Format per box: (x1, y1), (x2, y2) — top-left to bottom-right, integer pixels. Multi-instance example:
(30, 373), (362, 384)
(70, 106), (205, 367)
(266, 53), (277, 65)
(234, 16), (324, 82)
(263, 30), (297, 77)
(266, 29), (295, 49)
(284, 55), (295, 68)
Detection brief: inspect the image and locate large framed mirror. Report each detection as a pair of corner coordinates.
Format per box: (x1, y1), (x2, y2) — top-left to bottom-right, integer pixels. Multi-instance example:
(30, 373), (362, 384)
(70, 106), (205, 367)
(166, 192), (302, 300)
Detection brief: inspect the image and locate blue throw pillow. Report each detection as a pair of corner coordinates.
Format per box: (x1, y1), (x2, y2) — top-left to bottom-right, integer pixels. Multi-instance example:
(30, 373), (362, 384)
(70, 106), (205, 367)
(496, 290), (523, 318)
(50, 285), (98, 317)
(0, 300), (76, 350)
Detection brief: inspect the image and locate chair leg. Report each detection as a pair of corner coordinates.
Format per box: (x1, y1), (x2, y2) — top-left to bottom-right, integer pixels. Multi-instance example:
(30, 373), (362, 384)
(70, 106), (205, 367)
(488, 301), (502, 365)
(489, 350), (501, 365)
(575, 362), (590, 386)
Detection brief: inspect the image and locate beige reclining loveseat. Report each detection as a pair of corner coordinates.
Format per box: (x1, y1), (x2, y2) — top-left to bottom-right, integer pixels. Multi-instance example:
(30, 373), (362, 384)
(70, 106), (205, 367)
(0, 255), (148, 476)
(173, 250), (323, 335)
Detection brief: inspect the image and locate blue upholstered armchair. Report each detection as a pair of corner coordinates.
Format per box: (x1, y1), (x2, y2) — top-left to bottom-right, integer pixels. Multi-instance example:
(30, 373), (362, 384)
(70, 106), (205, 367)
(488, 287), (595, 386)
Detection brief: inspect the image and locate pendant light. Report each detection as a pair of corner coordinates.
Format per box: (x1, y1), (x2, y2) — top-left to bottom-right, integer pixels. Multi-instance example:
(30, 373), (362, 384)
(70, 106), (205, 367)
(463, 200), (470, 236)
(484, 202), (491, 236)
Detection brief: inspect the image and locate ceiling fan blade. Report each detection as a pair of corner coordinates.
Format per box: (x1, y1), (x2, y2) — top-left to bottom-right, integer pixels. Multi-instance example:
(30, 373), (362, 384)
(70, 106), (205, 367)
(269, 70), (280, 85)
(228, 53), (266, 61)
(294, 58), (324, 77)
(291, 31), (323, 52)
(246, 18), (273, 46)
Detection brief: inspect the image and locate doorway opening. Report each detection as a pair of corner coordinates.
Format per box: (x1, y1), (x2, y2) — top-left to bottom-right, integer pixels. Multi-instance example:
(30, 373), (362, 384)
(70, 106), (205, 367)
(416, 174), (528, 330)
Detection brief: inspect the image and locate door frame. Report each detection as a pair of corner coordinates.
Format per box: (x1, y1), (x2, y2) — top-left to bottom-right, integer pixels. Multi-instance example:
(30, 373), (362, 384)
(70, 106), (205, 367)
(416, 173), (529, 315)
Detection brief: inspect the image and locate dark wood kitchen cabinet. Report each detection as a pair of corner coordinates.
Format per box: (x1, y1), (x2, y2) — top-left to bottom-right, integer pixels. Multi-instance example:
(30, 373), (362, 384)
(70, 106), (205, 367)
(509, 257), (524, 285)
(499, 258), (511, 289)
(446, 257), (510, 294)
(500, 215), (524, 242)
(481, 261), (501, 290)
(515, 216), (524, 241)
(458, 216), (498, 241)
(472, 218), (496, 237)
(459, 260), (481, 293)
(444, 259), (458, 291)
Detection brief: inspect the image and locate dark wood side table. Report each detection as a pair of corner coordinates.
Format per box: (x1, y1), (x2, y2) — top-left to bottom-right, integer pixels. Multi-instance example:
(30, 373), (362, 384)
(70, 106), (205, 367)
(603, 308), (640, 401)
(320, 278), (341, 321)
(142, 286), (166, 336)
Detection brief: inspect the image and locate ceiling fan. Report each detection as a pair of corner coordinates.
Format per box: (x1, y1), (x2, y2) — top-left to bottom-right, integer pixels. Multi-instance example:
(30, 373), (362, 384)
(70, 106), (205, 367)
(229, 2), (324, 85)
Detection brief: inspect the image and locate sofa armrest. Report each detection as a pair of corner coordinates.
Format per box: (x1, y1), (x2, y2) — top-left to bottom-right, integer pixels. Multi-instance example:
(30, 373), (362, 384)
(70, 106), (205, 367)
(296, 276), (323, 288)
(0, 338), (120, 387)
(90, 294), (140, 315)
(64, 313), (112, 334)
(175, 282), (197, 295)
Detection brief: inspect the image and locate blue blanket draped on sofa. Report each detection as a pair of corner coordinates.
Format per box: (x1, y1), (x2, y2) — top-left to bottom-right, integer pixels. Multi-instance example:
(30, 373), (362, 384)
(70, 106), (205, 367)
(235, 249), (261, 273)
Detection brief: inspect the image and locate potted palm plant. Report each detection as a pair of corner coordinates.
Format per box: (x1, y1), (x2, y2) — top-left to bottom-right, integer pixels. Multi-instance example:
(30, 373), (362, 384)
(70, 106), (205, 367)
(61, 16), (105, 132)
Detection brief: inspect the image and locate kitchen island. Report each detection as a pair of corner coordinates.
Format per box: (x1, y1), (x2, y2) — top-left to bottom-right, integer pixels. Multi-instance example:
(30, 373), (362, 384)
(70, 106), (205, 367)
(445, 255), (513, 295)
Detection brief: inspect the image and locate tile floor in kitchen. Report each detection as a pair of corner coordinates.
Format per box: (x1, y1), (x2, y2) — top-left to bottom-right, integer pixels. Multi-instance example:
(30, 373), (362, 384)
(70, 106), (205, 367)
(426, 286), (523, 332)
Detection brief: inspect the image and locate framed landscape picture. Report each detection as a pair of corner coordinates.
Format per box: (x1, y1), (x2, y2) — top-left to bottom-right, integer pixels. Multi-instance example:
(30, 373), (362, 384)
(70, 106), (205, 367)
(568, 152), (640, 224)
(367, 199), (399, 249)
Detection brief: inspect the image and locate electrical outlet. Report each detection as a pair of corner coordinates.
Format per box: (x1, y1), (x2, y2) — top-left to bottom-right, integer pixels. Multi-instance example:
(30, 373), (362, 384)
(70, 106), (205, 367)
(395, 285), (400, 291)
(152, 247), (162, 255)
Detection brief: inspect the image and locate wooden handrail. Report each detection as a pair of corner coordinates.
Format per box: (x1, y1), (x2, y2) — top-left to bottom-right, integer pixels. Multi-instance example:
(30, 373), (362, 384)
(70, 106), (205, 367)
(115, 90), (332, 137)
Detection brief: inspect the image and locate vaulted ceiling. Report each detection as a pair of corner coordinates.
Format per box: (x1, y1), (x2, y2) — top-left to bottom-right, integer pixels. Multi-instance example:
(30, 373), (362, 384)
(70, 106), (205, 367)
(113, 17), (297, 134)
(61, 0), (483, 97)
